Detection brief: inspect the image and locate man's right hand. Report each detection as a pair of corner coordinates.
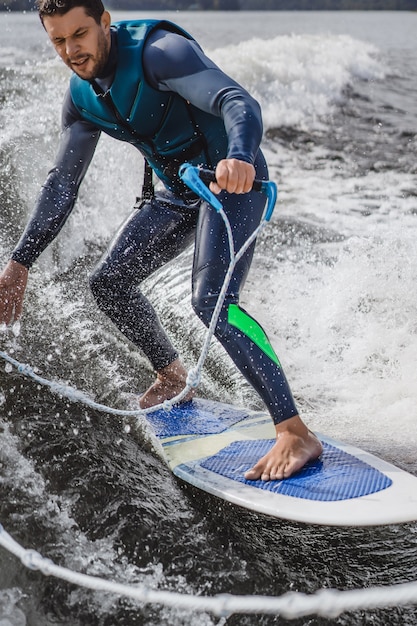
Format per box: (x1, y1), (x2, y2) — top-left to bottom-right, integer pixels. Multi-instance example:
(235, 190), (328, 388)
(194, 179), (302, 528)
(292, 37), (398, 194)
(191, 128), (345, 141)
(0, 260), (29, 326)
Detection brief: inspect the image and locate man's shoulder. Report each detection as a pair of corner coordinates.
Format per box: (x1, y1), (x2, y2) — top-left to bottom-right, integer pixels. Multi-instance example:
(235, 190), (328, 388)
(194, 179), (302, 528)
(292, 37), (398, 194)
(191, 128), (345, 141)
(111, 18), (161, 40)
(113, 18), (194, 44)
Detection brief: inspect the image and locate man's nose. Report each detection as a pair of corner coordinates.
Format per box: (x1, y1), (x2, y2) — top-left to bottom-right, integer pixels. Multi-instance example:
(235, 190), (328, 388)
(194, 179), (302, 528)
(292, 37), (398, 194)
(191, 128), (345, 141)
(66, 38), (79, 57)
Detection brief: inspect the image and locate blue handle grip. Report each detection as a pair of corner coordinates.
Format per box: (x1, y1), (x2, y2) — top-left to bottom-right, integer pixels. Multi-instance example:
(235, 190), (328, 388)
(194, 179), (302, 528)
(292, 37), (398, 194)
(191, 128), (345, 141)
(178, 163), (277, 220)
(178, 164), (223, 211)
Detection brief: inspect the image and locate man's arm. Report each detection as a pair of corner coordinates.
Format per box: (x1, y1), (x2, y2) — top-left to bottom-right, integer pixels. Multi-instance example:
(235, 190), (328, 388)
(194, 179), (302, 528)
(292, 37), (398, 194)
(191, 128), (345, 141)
(0, 94), (100, 324)
(144, 30), (262, 193)
(11, 118), (100, 268)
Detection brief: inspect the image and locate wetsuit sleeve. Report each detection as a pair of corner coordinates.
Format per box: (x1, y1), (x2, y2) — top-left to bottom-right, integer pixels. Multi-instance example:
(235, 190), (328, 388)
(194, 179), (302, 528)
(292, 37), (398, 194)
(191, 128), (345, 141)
(143, 30), (263, 165)
(11, 91), (100, 269)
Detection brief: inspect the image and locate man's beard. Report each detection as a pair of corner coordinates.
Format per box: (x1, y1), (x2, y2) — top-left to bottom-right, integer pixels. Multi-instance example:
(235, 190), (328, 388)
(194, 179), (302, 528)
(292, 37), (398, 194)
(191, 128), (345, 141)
(69, 30), (109, 80)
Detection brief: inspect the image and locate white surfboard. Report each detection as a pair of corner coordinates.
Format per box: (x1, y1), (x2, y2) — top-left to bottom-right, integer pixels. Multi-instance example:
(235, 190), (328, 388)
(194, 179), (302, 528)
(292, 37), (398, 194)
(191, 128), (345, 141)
(144, 398), (417, 527)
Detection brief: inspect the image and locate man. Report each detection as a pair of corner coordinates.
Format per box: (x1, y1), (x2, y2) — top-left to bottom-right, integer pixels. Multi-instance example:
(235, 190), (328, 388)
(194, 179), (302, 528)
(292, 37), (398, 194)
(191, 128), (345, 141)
(0, 0), (322, 480)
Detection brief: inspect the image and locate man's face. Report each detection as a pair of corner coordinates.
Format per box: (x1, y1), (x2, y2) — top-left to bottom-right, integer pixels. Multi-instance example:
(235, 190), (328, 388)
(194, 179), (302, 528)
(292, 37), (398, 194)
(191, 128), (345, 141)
(43, 6), (111, 80)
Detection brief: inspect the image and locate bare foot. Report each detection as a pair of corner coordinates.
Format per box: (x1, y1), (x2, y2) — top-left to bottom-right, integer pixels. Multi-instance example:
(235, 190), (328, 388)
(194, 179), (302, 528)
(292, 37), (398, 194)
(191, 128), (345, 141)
(244, 415), (323, 481)
(139, 358), (195, 409)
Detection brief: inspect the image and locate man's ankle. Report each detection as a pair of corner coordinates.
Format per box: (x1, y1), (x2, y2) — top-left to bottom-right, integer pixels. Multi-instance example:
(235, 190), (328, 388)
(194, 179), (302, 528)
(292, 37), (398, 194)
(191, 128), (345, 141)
(139, 358), (194, 409)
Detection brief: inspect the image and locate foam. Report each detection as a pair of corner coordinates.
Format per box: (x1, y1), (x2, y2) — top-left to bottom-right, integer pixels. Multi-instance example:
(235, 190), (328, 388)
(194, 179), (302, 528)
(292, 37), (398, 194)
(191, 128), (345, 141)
(209, 34), (385, 130)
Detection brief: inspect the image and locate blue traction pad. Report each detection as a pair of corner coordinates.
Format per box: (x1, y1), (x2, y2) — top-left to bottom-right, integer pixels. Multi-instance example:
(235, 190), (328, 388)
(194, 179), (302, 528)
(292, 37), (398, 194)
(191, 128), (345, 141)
(146, 398), (249, 437)
(197, 439), (392, 501)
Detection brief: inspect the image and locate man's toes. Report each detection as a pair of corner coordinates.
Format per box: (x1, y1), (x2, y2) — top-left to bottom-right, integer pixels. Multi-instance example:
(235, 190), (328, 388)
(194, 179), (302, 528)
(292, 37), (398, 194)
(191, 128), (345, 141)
(245, 465), (285, 482)
(269, 466), (286, 481)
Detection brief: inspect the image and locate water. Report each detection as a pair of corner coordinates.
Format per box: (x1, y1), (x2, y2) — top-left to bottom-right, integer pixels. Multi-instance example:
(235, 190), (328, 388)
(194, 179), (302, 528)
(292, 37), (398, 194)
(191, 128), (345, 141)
(1, 9), (417, 625)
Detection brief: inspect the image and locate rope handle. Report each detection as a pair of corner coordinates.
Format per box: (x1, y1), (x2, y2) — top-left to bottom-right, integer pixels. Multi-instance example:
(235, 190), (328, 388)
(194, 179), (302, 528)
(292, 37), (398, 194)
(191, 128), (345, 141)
(178, 163), (278, 221)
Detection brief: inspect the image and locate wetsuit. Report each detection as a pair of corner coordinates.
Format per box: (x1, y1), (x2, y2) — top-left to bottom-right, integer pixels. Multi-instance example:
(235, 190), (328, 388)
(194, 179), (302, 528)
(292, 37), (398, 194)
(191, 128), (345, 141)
(11, 21), (298, 424)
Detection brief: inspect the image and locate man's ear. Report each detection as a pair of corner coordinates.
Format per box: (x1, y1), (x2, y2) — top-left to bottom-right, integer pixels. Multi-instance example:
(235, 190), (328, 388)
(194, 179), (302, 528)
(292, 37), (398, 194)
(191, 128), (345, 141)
(101, 10), (111, 34)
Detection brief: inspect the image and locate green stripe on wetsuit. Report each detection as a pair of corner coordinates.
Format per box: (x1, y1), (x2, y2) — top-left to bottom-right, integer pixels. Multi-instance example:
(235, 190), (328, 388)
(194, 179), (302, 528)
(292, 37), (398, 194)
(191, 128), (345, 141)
(227, 304), (281, 367)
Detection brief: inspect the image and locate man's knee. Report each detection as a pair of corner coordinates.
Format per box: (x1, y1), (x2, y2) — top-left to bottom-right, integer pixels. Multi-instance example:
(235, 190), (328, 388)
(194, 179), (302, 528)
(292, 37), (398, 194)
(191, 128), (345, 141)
(191, 292), (230, 336)
(89, 262), (119, 306)
(191, 294), (212, 327)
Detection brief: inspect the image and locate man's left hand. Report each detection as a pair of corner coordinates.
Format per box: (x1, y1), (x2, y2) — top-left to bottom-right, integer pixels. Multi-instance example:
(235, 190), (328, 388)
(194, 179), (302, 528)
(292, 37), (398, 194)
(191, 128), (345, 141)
(210, 159), (255, 195)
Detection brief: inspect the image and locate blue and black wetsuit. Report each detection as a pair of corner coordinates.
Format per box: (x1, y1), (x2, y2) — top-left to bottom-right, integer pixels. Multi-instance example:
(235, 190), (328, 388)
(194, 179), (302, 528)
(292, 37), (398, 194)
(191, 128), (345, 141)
(11, 20), (298, 424)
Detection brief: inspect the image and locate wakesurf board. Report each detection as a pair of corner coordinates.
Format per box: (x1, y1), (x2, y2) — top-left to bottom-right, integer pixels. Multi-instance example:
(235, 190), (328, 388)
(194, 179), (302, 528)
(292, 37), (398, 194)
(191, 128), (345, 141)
(144, 398), (417, 526)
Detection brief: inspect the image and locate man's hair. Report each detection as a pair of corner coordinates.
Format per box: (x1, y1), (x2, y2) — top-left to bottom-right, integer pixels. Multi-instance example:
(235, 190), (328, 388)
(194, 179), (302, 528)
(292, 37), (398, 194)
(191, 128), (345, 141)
(36, 0), (105, 24)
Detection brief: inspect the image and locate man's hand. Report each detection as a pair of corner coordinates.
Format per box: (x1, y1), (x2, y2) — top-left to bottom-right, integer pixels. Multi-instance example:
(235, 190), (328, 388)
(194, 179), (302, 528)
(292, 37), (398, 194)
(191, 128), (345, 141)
(210, 158), (255, 195)
(0, 260), (29, 326)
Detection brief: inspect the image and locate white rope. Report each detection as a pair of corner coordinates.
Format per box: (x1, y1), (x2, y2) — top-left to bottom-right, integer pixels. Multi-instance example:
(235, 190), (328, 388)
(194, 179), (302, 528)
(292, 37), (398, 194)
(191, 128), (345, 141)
(1, 523), (417, 619)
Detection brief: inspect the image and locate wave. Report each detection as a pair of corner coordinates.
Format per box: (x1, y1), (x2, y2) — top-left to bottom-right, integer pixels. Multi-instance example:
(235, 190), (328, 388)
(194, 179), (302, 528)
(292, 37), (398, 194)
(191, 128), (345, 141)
(210, 34), (386, 130)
